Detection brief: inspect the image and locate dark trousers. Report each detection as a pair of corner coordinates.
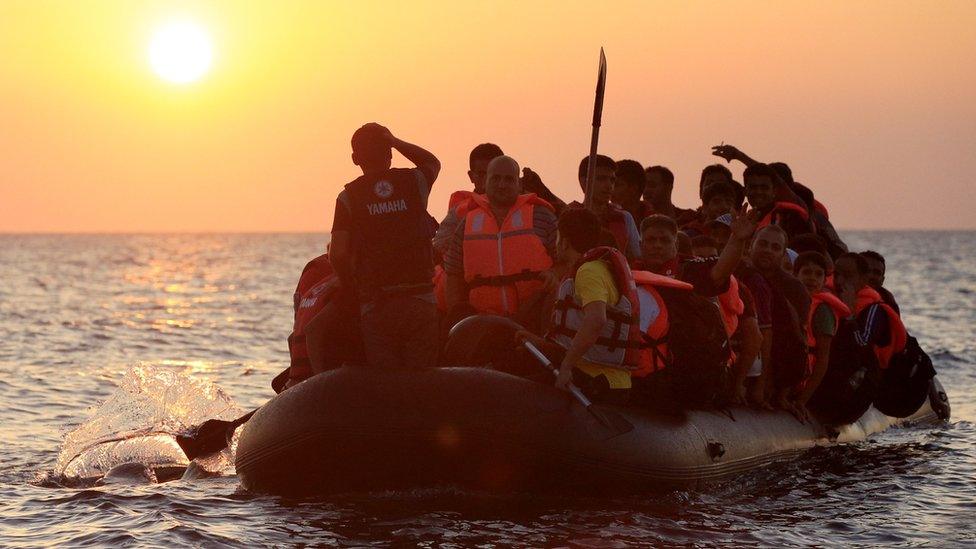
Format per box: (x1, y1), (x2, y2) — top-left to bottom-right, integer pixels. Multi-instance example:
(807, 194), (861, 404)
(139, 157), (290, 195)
(360, 294), (439, 369)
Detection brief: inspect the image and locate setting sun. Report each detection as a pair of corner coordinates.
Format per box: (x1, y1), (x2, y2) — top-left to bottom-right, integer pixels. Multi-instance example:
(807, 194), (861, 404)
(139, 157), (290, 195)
(148, 20), (213, 84)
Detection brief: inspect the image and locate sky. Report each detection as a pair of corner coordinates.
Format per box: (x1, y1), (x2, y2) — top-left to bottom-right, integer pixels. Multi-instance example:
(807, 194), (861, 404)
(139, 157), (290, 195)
(1, 0), (975, 232)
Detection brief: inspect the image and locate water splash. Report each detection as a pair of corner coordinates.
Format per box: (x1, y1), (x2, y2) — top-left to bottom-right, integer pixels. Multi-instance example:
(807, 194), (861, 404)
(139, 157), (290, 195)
(53, 365), (244, 482)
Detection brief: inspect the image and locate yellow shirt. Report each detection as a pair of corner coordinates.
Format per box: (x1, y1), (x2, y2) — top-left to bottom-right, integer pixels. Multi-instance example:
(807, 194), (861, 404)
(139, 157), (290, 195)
(571, 260), (631, 389)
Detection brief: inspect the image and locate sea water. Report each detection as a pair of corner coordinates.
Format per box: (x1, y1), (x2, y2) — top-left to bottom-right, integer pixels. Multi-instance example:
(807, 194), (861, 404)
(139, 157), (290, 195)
(0, 232), (973, 547)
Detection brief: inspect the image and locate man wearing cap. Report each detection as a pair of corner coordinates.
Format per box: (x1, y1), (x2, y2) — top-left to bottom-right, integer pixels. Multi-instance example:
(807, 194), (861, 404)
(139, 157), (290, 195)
(330, 123), (442, 370)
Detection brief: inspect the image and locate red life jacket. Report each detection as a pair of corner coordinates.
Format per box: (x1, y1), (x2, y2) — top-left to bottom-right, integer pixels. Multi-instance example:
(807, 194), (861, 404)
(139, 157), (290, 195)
(853, 287), (907, 370)
(756, 201), (810, 229)
(568, 201), (632, 253)
(813, 199), (830, 220)
(631, 270), (695, 377)
(805, 290), (851, 376)
(460, 193), (554, 316)
(288, 255), (340, 382)
(604, 205), (631, 253)
(550, 247), (643, 371)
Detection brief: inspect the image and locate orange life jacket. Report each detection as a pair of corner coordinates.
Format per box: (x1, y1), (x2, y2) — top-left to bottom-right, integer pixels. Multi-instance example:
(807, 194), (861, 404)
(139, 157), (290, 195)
(449, 190), (478, 211)
(631, 270), (695, 377)
(756, 201), (810, 229)
(461, 193), (554, 316)
(550, 247), (643, 371)
(853, 287), (907, 370)
(717, 275), (745, 338)
(805, 290), (850, 376)
(288, 255), (340, 382)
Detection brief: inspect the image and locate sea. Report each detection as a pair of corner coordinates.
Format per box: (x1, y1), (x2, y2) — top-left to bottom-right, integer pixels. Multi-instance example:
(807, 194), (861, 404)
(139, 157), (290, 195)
(0, 232), (973, 547)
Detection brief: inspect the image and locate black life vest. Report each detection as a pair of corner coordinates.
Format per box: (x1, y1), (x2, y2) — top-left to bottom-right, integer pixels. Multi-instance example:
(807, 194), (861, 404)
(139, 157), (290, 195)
(343, 168), (435, 300)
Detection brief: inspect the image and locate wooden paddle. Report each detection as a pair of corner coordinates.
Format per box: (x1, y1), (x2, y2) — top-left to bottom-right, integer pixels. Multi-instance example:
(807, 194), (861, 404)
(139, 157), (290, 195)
(175, 367), (289, 461)
(583, 48), (607, 211)
(522, 340), (633, 436)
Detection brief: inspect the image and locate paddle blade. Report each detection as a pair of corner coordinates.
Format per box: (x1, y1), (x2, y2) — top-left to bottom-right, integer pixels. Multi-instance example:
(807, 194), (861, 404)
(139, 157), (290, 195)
(176, 418), (236, 461)
(587, 405), (633, 436)
(592, 47), (607, 127)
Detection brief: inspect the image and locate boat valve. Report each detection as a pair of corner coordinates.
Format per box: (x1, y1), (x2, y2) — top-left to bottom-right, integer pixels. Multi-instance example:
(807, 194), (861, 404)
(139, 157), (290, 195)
(707, 441), (725, 460)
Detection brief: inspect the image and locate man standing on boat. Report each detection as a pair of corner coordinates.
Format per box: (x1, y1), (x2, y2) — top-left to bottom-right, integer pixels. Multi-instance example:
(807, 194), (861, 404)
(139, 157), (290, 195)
(329, 123), (441, 369)
(442, 155), (557, 330)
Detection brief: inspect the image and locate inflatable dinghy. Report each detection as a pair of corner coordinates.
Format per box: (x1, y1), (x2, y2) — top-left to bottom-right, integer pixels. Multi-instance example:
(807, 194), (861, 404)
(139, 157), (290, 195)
(235, 366), (948, 496)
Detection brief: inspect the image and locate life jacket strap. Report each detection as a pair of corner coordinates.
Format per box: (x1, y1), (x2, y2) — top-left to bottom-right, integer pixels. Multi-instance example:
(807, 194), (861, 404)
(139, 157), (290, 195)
(468, 269), (544, 288)
(551, 294), (635, 324)
(550, 325), (644, 349)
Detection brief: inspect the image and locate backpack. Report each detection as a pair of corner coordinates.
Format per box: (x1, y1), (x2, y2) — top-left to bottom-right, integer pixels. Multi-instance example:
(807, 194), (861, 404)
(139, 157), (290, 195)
(654, 286), (732, 408)
(873, 335), (936, 418)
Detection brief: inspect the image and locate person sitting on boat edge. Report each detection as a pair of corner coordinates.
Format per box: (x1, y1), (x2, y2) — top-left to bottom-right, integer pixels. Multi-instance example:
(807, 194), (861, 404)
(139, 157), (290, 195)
(792, 251), (850, 421)
(516, 208), (636, 404)
(832, 253), (907, 370)
(633, 212), (756, 407)
(330, 123), (441, 370)
(808, 253), (907, 423)
(741, 224), (811, 415)
(570, 155), (642, 261)
(283, 252), (365, 390)
(442, 155), (557, 330)
(859, 250), (901, 315)
(635, 211), (754, 295)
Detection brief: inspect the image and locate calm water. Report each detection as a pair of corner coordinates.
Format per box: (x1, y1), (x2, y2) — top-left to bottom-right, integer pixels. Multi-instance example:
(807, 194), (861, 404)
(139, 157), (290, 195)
(0, 232), (973, 547)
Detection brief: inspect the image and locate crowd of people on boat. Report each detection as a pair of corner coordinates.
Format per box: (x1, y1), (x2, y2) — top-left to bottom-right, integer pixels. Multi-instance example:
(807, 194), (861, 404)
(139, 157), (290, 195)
(284, 123), (937, 426)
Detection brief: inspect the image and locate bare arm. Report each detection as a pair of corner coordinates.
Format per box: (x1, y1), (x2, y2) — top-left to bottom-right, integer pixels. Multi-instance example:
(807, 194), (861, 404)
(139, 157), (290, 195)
(392, 136), (440, 184)
(797, 333), (832, 405)
(556, 301), (607, 388)
(750, 327), (773, 408)
(710, 206), (757, 286)
(732, 316), (761, 401)
(711, 144), (760, 167)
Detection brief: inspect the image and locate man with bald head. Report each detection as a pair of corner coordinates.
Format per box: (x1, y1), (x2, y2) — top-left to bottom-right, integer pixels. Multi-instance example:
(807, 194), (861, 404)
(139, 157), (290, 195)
(444, 155), (557, 326)
(741, 224), (811, 413)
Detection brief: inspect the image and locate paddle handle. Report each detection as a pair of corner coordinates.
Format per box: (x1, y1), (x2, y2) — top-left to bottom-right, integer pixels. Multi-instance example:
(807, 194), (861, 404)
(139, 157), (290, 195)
(523, 341), (594, 409)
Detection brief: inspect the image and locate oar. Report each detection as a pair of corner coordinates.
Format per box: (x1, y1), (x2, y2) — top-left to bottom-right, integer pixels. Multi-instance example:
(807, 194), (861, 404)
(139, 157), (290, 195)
(176, 367), (289, 461)
(522, 340), (633, 436)
(583, 47), (607, 211)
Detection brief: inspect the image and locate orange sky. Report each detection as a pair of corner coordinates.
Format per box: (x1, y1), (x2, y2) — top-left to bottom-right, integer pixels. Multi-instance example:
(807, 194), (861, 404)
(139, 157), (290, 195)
(2, 1), (975, 232)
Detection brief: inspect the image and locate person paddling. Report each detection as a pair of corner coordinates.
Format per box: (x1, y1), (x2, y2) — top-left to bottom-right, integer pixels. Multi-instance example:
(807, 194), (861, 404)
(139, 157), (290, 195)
(330, 123), (441, 369)
(518, 208), (637, 404)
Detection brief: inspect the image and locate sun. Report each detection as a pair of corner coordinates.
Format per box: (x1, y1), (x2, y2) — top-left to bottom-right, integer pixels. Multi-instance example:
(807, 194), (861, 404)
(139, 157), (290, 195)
(148, 21), (213, 84)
